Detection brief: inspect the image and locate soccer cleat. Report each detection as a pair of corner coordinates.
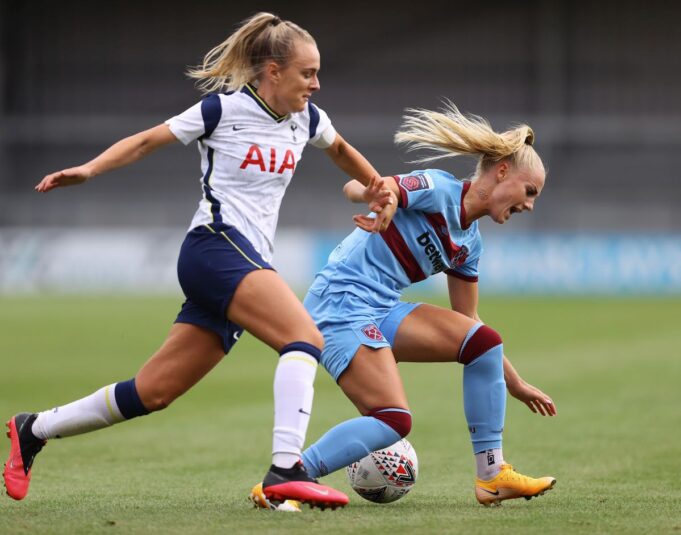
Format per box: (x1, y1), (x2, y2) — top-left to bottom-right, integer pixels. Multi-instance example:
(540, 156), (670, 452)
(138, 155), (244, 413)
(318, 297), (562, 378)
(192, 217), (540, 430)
(249, 482), (302, 512)
(3, 413), (46, 500)
(262, 461), (349, 510)
(475, 463), (556, 507)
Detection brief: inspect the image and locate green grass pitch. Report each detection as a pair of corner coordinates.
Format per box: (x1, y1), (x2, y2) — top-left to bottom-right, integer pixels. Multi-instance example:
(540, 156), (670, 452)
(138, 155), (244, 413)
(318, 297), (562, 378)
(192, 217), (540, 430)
(1, 295), (680, 534)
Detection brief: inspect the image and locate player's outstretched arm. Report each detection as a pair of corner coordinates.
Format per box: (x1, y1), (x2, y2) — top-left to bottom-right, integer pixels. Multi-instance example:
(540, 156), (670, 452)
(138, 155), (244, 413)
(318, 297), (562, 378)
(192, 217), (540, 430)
(35, 124), (178, 193)
(343, 176), (400, 205)
(324, 133), (378, 187)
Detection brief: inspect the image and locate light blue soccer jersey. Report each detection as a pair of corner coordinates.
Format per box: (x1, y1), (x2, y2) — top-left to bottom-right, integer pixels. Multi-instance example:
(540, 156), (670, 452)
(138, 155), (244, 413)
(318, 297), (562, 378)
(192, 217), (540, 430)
(308, 169), (483, 305)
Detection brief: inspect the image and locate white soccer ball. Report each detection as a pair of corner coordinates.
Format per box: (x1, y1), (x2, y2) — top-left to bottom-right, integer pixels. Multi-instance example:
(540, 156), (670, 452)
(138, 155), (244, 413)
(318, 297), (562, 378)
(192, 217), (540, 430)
(346, 438), (418, 503)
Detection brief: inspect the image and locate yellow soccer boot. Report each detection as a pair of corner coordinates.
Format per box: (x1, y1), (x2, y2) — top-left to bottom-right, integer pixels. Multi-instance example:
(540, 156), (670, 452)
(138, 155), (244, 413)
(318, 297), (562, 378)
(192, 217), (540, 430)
(475, 464), (556, 506)
(249, 482), (301, 512)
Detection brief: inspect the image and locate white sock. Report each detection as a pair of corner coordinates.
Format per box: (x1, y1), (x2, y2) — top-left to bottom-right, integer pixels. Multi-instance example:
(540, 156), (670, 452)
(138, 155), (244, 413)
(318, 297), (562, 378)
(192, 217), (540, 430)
(272, 351), (318, 469)
(475, 448), (505, 480)
(31, 384), (125, 440)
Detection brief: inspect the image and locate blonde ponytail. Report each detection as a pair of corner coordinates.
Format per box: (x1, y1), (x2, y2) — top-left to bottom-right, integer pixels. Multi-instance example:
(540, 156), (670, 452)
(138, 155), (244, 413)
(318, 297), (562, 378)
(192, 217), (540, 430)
(395, 101), (543, 175)
(187, 12), (315, 94)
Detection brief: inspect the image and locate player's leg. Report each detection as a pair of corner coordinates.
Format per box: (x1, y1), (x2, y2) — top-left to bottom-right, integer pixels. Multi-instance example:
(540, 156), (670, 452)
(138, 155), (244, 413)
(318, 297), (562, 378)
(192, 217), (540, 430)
(301, 345), (412, 479)
(297, 291), (412, 480)
(228, 268), (323, 350)
(228, 269), (323, 471)
(228, 269), (348, 508)
(178, 223), (346, 508)
(134, 323), (227, 408)
(3, 323), (225, 501)
(252, 343), (409, 510)
(392, 303), (555, 505)
(392, 304), (506, 471)
(30, 323), (225, 437)
(389, 304), (505, 466)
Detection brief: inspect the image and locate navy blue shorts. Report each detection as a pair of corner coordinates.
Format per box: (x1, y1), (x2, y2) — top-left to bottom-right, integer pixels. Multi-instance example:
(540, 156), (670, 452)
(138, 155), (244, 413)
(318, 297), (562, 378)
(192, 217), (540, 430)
(175, 223), (274, 353)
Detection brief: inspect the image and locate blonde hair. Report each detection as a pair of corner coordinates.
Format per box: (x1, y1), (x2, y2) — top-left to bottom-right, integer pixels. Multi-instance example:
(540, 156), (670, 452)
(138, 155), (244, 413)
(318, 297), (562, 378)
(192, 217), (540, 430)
(187, 12), (315, 94)
(394, 101), (544, 177)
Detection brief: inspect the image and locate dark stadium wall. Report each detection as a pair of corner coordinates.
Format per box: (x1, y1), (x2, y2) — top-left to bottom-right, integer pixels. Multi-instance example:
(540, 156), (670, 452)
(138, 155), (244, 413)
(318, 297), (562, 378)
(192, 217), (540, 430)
(1, 0), (680, 231)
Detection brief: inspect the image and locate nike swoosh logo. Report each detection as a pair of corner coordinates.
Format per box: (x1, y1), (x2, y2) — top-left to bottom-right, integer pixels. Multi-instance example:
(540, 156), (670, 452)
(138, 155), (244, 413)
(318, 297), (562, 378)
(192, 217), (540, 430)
(298, 408), (311, 415)
(480, 488), (500, 496)
(232, 126), (244, 131)
(305, 486), (329, 495)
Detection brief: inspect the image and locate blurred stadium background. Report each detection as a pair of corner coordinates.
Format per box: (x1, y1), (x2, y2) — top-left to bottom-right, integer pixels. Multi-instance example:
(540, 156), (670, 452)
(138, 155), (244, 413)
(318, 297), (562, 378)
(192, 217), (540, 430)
(1, 0), (680, 294)
(2, 4), (681, 533)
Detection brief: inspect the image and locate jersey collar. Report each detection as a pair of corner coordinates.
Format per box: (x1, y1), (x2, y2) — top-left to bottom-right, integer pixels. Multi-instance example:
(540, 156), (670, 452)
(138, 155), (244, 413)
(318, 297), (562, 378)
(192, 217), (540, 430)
(241, 83), (288, 123)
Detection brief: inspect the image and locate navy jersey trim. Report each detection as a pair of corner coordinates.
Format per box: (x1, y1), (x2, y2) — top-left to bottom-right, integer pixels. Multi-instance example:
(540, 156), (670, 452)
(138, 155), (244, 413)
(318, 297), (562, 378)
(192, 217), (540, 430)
(241, 83), (287, 123)
(308, 102), (320, 139)
(199, 94), (222, 140)
(201, 148), (223, 223)
(380, 222), (427, 283)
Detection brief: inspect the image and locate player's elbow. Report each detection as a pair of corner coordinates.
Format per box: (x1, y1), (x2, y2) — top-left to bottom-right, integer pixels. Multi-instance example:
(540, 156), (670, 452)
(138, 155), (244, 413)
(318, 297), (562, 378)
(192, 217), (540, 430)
(134, 125), (174, 159)
(342, 180), (354, 199)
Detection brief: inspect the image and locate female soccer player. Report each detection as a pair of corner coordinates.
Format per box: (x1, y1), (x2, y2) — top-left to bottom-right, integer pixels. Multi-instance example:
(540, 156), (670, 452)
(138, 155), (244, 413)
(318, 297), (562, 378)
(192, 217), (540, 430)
(3, 12), (390, 509)
(253, 102), (557, 509)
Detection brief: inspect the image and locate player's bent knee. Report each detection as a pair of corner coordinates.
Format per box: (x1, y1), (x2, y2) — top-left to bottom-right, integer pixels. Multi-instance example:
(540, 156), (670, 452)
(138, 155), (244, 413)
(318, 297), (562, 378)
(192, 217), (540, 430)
(143, 395), (171, 412)
(282, 327), (324, 353)
(307, 327), (324, 351)
(137, 384), (183, 412)
(305, 325), (324, 351)
(369, 408), (412, 438)
(137, 391), (170, 412)
(458, 324), (503, 365)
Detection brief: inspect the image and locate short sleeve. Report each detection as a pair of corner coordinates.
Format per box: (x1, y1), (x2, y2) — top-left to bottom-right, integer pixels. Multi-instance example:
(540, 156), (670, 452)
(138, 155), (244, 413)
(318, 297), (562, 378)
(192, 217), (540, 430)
(392, 171), (449, 212)
(446, 230), (483, 282)
(307, 103), (335, 148)
(165, 94), (223, 146)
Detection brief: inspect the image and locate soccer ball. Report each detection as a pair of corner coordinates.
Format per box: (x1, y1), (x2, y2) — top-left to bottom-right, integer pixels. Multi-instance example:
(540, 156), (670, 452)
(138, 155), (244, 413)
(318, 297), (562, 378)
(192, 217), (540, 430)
(346, 439), (418, 503)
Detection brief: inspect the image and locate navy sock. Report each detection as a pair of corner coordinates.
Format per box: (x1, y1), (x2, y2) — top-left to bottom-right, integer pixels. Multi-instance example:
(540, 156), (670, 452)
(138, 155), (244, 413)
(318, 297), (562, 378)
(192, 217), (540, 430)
(114, 378), (150, 419)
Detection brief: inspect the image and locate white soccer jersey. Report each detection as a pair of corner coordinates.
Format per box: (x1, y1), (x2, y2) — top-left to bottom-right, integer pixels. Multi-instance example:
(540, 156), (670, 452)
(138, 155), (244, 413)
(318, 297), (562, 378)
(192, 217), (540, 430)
(165, 83), (335, 262)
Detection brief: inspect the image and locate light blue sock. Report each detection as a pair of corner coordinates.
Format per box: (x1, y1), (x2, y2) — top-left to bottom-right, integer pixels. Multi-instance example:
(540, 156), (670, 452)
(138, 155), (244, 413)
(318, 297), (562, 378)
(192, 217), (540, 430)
(302, 416), (400, 478)
(463, 344), (506, 453)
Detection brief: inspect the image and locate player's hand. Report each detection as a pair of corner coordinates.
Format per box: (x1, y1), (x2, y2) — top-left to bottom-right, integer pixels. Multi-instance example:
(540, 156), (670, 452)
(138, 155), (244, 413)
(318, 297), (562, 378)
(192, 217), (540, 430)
(361, 176), (390, 204)
(507, 380), (557, 416)
(35, 165), (94, 193)
(353, 191), (397, 233)
(353, 176), (397, 233)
